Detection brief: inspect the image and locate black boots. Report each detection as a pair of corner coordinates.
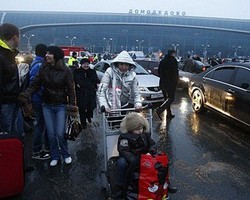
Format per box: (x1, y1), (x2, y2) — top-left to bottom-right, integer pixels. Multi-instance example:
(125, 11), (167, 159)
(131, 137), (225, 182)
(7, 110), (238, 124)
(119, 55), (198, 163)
(168, 183), (178, 194)
(155, 98), (175, 120)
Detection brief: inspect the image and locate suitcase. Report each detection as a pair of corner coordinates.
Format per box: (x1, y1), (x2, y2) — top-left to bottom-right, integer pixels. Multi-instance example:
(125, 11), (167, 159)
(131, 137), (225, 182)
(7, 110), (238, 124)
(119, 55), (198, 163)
(0, 133), (24, 199)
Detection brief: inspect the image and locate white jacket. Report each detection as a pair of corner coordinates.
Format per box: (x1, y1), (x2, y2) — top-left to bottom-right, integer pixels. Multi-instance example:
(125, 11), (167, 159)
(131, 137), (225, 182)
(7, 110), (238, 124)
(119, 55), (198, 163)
(97, 51), (142, 110)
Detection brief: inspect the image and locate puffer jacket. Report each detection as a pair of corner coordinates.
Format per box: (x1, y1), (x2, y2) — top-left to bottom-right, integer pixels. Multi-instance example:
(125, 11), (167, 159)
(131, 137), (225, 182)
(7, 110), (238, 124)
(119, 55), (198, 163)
(22, 60), (76, 106)
(118, 132), (157, 164)
(0, 39), (20, 104)
(97, 51), (142, 110)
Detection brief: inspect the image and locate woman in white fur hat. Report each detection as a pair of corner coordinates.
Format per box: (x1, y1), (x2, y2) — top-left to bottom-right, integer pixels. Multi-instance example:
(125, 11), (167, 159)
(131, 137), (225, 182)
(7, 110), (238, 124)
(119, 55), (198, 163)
(97, 50), (142, 112)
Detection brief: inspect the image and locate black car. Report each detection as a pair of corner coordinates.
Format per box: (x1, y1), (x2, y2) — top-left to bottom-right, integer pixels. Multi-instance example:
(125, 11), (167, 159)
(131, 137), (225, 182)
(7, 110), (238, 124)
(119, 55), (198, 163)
(136, 59), (160, 76)
(188, 63), (250, 129)
(136, 59), (204, 88)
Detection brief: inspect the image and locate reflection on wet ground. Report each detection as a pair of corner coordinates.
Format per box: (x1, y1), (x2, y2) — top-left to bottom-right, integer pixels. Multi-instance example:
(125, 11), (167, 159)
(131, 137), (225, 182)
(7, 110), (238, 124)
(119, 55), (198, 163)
(11, 90), (250, 200)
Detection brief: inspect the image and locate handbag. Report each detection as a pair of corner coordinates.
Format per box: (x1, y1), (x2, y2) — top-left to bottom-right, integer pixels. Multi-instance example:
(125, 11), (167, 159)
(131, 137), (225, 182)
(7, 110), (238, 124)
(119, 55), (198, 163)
(64, 115), (82, 141)
(20, 103), (34, 119)
(125, 152), (170, 200)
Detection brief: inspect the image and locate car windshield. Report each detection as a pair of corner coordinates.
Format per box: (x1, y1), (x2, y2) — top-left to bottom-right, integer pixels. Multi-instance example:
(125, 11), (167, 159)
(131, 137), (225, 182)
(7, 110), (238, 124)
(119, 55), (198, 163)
(133, 63), (149, 75)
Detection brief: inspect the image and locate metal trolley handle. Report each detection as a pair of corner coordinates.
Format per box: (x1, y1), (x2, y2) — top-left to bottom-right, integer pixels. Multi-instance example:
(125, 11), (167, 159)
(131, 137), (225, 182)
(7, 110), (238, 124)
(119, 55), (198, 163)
(100, 103), (153, 113)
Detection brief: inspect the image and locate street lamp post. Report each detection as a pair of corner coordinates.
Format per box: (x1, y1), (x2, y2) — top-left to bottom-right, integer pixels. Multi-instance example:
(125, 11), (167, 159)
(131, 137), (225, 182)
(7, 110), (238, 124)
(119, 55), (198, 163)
(66, 36), (77, 46)
(136, 40), (144, 51)
(233, 45), (241, 58)
(23, 34), (34, 52)
(103, 37), (113, 53)
(172, 43), (179, 57)
(202, 44), (210, 60)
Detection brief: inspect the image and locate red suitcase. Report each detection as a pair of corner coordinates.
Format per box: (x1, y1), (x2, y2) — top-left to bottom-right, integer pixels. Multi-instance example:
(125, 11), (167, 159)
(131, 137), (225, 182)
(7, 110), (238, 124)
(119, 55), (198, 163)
(0, 134), (24, 199)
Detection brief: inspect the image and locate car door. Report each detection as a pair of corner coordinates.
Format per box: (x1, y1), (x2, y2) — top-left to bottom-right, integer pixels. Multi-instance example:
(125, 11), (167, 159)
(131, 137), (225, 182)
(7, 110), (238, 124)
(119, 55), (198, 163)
(204, 66), (235, 113)
(229, 67), (250, 126)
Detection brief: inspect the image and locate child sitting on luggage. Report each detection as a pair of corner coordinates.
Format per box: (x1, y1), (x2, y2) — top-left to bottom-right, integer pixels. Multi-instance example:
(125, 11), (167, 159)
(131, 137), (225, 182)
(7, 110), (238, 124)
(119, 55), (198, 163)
(115, 112), (177, 199)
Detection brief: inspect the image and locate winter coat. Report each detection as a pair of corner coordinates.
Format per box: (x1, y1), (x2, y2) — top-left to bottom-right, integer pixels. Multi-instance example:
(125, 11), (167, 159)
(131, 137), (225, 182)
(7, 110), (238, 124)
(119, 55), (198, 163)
(183, 58), (195, 73)
(22, 60), (76, 106)
(0, 39), (20, 105)
(73, 67), (98, 110)
(158, 55), (179, 91)
(97, 51), (142, 110)
(29, 56), (44, 104)
(118, 132), (157, 164)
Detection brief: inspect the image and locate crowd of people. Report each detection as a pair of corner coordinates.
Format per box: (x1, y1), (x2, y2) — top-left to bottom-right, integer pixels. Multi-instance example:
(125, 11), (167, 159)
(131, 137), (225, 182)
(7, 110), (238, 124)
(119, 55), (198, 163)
(0, 22), (179, 158)
(0, 22), (179, 199)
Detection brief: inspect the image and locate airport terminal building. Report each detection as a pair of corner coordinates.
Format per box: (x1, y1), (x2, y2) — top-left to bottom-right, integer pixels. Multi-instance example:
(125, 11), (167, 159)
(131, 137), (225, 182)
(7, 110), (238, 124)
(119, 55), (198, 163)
(1, 10), (250, 58)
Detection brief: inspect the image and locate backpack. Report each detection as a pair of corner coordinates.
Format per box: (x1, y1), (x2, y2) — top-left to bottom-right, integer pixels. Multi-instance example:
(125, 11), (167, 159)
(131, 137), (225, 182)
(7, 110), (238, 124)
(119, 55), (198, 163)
(18, 63), (30, 92)
(107, 156), (122, 198)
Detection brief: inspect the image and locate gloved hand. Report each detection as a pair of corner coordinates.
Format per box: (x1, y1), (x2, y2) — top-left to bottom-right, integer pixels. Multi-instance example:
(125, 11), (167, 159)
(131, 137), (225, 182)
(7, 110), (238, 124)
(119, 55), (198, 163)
(66, 105), (79, 117)
(105, 107), (111, 113)
(18, 93), (29, 106)
(135, 105), (142, 112)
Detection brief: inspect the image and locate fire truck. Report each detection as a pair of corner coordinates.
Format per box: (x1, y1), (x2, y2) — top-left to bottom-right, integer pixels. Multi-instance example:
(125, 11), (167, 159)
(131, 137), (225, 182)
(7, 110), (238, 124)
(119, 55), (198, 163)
(60, 46), (89, 57)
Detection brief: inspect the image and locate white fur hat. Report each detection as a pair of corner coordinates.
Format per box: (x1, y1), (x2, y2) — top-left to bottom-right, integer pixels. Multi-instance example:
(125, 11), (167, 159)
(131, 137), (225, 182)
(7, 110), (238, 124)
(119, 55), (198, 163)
(120, 112), (149, 133)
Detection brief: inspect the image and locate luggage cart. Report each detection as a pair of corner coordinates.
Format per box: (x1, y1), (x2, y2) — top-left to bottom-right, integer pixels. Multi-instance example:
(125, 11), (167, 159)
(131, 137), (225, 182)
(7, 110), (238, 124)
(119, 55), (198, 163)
(100, 105), (153, 198)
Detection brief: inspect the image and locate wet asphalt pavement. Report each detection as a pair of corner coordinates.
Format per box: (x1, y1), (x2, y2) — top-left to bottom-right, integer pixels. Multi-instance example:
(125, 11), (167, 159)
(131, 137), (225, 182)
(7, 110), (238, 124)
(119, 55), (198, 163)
(10, 89), (250, 200)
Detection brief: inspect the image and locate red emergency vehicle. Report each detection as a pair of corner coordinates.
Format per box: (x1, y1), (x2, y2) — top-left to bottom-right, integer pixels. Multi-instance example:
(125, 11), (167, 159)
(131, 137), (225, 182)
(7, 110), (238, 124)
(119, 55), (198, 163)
(60, 46), (87, 57)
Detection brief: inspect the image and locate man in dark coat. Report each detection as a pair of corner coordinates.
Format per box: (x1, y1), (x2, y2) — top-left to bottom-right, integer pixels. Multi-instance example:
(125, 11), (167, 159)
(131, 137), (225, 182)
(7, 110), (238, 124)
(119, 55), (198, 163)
(0, 23), (20, 134)
(155, 49), (179, 119)
(73, 58), (98, 129)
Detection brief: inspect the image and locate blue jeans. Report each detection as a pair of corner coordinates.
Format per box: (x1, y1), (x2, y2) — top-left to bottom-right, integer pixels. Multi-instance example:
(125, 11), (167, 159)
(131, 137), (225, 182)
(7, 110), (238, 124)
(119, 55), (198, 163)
(32, 103), (49, 153)
(116, 157), (129, 186)
(0, 103), (19, 135)
(17, 109), (25, 138)
(42, 104), (70, 160)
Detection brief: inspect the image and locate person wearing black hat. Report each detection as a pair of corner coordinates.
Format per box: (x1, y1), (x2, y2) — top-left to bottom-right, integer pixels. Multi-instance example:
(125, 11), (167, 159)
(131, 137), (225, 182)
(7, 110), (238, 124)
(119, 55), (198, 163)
(29, 43), (51, 160)
(67, 51), (79, 70)
(155, 49), (179, 120)
(73, 58), (98, 129)
(19, 46), (78, 167)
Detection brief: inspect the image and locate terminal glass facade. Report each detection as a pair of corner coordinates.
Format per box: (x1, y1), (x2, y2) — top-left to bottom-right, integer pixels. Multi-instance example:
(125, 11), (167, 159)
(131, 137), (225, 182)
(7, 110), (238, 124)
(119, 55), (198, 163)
(1, 11), (250, 57)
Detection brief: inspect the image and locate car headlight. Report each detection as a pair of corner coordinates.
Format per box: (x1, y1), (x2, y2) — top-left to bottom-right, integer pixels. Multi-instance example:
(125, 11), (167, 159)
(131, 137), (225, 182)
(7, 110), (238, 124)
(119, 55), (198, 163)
(180, 77), (190, 83)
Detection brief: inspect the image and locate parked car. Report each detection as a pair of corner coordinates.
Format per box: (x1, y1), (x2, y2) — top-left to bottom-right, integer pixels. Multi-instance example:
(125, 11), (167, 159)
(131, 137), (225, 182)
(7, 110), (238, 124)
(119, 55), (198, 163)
(94, 60), (164, 104)
(136, 59), (194, 88)
(136, 59), (160, 76)
(188, 63), (250, 129)
(178, 59), (211, 88)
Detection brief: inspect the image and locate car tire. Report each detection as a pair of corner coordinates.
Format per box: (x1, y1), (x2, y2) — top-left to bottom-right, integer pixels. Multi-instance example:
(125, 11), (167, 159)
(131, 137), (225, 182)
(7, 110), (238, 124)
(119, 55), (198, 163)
(191, 89), (207, 113)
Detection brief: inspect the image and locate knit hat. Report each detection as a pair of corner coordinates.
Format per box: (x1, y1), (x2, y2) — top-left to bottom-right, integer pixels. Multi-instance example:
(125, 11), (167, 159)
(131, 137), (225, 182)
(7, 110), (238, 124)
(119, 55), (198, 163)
(35, 44), (47, 57)
(111, 51), (135, 67)
(80, 58), (90, 64)
(120, 112), (150, 133)
(47, 46), (64, 61)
